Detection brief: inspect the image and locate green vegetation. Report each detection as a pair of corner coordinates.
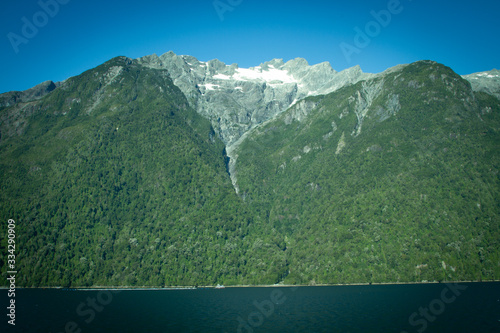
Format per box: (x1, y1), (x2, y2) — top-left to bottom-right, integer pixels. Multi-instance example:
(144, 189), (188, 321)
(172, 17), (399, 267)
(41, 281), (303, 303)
(235, 61), (500, 284)
(0, 57), (286, 287)
(0, 59), (498, 287)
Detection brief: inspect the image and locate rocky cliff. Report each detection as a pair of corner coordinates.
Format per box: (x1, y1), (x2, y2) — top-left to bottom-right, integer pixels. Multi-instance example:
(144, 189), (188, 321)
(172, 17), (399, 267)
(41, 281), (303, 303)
(137, 51), (374, 148)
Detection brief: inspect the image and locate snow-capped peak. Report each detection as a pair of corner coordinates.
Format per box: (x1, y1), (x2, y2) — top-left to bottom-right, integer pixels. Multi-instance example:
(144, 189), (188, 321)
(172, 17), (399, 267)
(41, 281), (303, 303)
(136, 51), (371, 147)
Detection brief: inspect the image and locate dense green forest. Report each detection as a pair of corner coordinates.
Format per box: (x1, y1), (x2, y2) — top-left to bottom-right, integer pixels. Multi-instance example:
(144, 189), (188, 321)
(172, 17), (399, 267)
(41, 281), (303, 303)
(234, 61), (500, 284)
(0, 57), (286, 287)
(0, 58), (498, 287)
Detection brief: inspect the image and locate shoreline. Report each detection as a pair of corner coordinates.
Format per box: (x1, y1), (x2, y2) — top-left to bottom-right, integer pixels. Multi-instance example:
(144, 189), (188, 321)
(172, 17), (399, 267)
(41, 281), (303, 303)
(1, 279), (499, 290)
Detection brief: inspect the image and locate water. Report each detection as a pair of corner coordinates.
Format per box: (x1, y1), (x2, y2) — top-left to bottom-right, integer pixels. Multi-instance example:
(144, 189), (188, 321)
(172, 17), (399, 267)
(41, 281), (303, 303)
(1, 283), (499, 332)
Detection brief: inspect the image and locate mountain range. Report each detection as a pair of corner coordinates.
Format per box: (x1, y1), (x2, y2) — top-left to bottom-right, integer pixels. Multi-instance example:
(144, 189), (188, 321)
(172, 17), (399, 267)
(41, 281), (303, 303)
(0, 52), (499, 287)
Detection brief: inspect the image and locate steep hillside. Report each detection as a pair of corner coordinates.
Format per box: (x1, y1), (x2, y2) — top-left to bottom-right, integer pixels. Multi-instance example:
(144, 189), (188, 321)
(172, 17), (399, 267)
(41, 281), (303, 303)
(234, 60), (500, 284)
(1, 56), (498, 287)
(0, 57), (286, 287)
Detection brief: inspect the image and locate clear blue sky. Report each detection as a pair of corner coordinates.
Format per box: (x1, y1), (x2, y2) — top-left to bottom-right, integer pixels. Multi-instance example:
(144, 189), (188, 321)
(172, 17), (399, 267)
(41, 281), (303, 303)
(1, 0), (499, 93)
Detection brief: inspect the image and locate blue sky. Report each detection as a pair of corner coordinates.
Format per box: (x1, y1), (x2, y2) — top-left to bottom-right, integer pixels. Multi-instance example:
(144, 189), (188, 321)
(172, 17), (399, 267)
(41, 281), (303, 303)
(1, 0), (499, 93)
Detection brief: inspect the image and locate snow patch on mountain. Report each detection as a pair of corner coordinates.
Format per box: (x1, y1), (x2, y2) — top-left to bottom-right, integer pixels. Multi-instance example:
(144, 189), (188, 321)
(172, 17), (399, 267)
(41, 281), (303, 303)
(463, 69), (500, 100)
(137, 51), (373, 148)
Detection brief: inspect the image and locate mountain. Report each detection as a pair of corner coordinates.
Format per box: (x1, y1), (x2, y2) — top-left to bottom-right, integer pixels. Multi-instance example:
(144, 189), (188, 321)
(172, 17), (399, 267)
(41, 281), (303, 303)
(137, 52), (374, 147)
(0, 80), (57, 108)
(233, 60), (500, 283)
(136, 52), (403, 190)
(0, 54), (499, 287)
(463, 69), (500, 100)
(0, 56), (287, 287)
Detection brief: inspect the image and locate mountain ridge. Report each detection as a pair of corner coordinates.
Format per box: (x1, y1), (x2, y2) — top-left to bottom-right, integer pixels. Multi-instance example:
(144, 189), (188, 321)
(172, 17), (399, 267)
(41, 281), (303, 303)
(0, 55), (289, 286)
(0, 54), (498, 286)
(463, 69), (500, 100)
(4, 52), (497, 150)
(3, 54), (499, 197)
(136, 52), (374, 148)
(232, 60), (500, 283)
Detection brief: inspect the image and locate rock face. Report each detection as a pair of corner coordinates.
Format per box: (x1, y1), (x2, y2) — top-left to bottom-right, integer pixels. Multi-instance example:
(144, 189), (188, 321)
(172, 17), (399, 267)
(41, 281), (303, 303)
(463, 69), (500, 100)
(137, 51), (373, 148)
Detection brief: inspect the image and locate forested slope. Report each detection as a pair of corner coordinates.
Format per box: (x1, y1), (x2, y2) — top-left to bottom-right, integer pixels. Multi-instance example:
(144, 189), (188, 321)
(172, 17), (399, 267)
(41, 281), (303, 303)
(234, 61), (500, 284)
(1, 59), (498, 287)
(0, 57), (286, 287)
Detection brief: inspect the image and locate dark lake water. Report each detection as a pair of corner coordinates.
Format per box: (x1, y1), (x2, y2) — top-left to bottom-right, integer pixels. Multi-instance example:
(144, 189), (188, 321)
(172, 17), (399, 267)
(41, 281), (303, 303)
(2, 282), (499, 332)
